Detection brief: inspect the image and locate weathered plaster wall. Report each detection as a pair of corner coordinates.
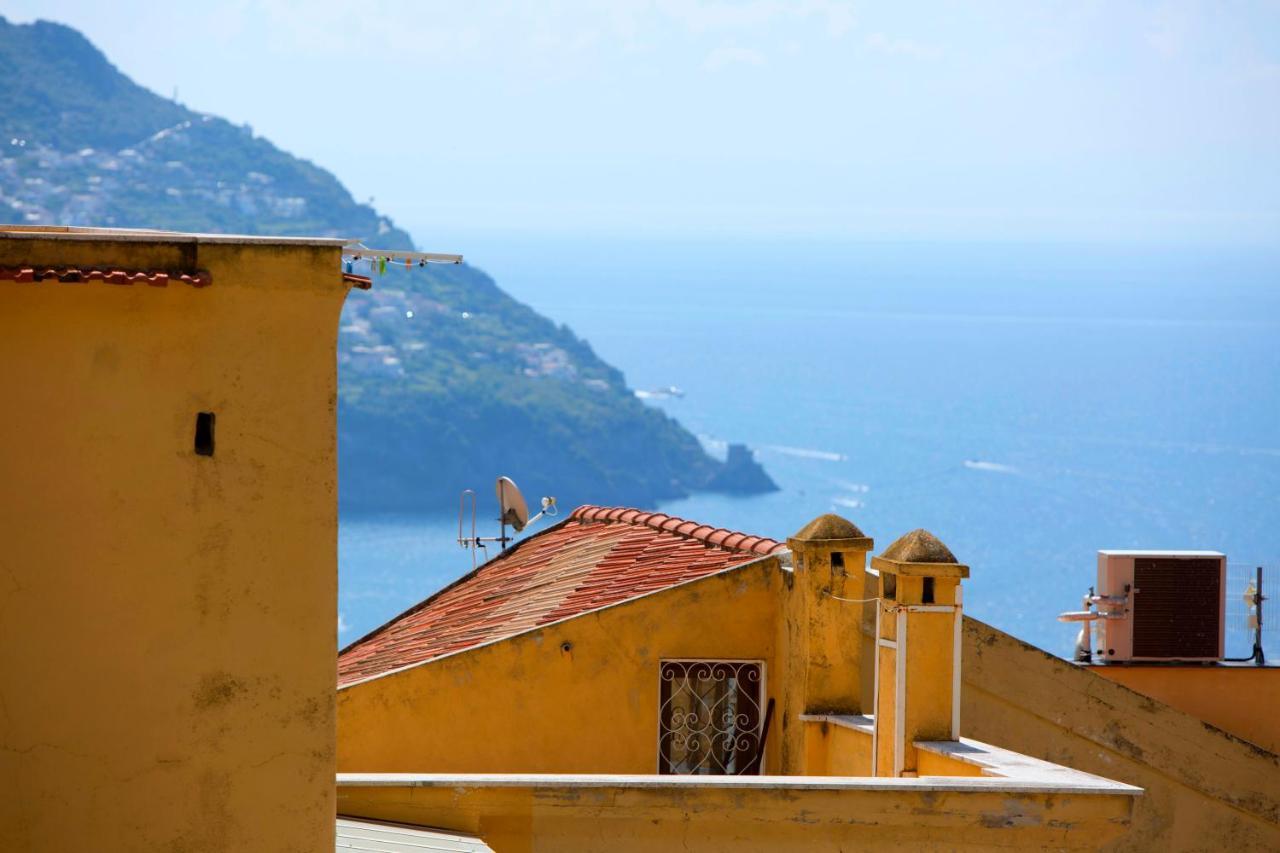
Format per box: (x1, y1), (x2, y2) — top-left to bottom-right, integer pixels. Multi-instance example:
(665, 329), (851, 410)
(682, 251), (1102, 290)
(0, 234), (349, 852)
(962, 618), (1280, 852)
(773, 539), (873, 772)
(338, 560), (785, 774)
(803, 719), (873, 776)
(337, 777), (1136, 852)
(1086, 664), (1280, 755)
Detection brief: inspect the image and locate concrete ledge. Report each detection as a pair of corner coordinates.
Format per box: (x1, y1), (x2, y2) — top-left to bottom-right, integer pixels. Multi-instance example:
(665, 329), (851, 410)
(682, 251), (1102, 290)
(0, 225), (350, 246)
(801, 712), (875, 735)
(797, 713), (1141, 796)
(338, 771), (1141, 851)
(337, 770), (1140, 797)
(915, 740), (1143, 794)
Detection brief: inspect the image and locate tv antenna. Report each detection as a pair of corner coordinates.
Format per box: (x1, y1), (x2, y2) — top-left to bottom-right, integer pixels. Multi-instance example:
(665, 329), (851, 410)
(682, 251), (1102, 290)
(458, 476), (557, 569)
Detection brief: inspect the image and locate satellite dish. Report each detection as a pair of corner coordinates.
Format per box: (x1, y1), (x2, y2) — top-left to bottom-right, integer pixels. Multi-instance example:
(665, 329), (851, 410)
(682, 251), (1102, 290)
(496, 476), (529, 532)
(458, 477), (557, 568)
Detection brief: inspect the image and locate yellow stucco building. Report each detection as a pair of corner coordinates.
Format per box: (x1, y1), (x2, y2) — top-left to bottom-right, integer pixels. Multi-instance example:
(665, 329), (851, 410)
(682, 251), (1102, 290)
(0, 225), (365, 851)
(337, 506), (1279, 851)
(335, 507), (1157, 850)
(3, 225), (1275, 852)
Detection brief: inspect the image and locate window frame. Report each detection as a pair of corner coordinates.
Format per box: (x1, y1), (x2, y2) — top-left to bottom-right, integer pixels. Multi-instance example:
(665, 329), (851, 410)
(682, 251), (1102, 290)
(654, 658), (768, 776)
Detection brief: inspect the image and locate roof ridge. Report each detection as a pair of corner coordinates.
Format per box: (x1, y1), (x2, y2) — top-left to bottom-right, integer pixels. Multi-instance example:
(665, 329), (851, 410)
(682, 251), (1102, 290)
(337, 508), (787, 686)
(568, 505), (785, 556)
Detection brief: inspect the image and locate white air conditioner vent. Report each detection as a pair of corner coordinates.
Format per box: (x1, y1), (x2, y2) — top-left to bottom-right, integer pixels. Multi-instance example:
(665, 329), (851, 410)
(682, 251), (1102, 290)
(1097, 550), (1225, 663)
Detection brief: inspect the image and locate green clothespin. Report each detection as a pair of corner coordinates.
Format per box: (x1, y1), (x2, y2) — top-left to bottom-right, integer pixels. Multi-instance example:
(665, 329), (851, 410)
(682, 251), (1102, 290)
(378, 256), (387, 276)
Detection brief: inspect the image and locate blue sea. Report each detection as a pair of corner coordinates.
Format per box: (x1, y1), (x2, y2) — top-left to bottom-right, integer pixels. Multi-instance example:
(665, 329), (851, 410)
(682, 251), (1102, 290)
(339, 237), (1280, 658)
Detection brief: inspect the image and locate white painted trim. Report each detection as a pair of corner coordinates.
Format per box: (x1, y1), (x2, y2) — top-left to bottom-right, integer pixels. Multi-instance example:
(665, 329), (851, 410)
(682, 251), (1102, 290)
(876, 638), (897, 649)
(0, 225), (352, 246)
(871, 603), (881, 776)
(952, 589), (963, 739)
(902, 605), (957, 613)
(894, 608), (907, 777)
(337, 770), (1142, 797)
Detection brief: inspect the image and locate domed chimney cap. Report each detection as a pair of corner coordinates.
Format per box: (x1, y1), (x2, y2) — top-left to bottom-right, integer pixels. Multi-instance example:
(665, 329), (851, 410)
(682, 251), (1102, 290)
(871, 529), (969, 577)
(787, 513), (873, 551)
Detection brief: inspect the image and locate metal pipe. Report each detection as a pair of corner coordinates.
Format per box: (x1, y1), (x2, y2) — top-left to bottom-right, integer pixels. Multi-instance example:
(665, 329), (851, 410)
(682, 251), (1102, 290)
(458, 489), (478, 569)
(1252, 565), (1266, 665)
(1074, 588), (1094, 662)
(343, 242), (462, 264)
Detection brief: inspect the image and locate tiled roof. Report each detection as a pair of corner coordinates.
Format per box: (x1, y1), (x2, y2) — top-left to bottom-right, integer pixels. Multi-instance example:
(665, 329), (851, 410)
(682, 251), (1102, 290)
(337, 505), (786, 687)
(1, 266), (369, 289)
(0, 266), (211, 286)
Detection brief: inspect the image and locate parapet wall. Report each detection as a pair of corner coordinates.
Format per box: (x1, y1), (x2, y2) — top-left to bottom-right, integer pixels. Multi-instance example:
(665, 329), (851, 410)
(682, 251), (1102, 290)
(960, 617), (1280, 852)
(338, 773), (1137, 852)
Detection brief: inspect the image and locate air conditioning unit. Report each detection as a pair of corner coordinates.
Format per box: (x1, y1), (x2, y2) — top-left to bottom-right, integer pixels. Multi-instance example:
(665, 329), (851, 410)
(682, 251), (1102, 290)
(1096, 550), (1225, 662)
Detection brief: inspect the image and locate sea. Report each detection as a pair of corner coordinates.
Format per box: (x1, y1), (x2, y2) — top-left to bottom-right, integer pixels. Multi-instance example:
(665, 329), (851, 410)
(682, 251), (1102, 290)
(339, 236), (1280, 659)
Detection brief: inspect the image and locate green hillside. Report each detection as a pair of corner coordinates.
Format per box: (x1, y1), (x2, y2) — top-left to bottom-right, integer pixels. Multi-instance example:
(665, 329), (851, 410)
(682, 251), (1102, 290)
(0, 16), (775, 511)
(0, 18), (412, 246)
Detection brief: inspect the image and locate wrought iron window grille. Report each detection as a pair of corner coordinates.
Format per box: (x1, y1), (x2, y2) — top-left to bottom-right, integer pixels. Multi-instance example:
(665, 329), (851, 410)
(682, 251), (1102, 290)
(657, 659), (765, 775)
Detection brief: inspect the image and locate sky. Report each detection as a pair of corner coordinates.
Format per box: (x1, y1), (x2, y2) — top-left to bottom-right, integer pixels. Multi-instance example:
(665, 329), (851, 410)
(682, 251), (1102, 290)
(5, 1), (1280, 248)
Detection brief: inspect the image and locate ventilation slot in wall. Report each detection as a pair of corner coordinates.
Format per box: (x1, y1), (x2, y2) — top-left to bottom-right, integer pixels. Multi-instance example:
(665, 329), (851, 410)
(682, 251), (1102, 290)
(195, 412), (215, 457)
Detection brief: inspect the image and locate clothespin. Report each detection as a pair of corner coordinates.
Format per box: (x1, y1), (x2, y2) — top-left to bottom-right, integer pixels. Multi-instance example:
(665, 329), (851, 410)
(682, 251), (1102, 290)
(378, 257), (387, 276)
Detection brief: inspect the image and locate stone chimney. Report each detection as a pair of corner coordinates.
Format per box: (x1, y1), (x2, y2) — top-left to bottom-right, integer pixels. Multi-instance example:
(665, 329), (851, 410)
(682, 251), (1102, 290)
(870, 529), (969, 777)
(777, 514), (874, 768)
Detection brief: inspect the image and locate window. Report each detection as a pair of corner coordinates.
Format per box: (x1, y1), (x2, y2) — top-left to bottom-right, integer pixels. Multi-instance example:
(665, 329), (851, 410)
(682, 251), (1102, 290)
(658, 660), (765, 775)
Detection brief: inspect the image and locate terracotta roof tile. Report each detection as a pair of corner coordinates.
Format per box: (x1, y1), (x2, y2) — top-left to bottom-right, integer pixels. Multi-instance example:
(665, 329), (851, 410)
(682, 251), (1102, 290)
(0, 266), (211, 287)
(336, 505), (785, 686)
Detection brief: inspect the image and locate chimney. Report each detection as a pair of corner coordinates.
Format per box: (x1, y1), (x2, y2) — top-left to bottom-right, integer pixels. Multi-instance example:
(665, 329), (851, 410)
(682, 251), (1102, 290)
(870, 529), (969, 777)
(782, 514), (874, 752)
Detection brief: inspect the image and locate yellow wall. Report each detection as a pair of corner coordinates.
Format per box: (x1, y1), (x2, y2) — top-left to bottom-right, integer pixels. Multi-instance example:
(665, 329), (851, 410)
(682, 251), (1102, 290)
(772, 538), (874, 772)
(1087, 664), (1280, 755)
(339, 523), (1278, 853)
(961, 618), (1280, 852)
(915, 748), (985, 777)
(872, 572), (961, 776)
(339, 559), (785, 774)
(802, 719), (873, 776)
(338, 777), (1136, 852)
(0, 232), (351, 852)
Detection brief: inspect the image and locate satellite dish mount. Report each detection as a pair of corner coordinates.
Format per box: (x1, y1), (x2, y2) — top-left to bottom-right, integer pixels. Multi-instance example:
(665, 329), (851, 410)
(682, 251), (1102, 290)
(458, 476), (557, 568)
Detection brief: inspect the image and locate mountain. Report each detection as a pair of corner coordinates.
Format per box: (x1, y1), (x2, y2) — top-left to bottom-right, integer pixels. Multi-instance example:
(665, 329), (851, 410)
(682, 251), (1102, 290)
(0, 18), (412, 246)
(0, 16), (776, 512)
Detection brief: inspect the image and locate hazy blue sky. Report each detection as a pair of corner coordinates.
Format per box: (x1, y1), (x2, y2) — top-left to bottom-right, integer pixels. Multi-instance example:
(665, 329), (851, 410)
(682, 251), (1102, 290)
(7, 1), (1279, 247)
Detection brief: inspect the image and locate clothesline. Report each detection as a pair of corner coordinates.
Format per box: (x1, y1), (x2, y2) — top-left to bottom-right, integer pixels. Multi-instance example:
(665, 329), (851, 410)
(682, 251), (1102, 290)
(341, 242), (463, 275)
